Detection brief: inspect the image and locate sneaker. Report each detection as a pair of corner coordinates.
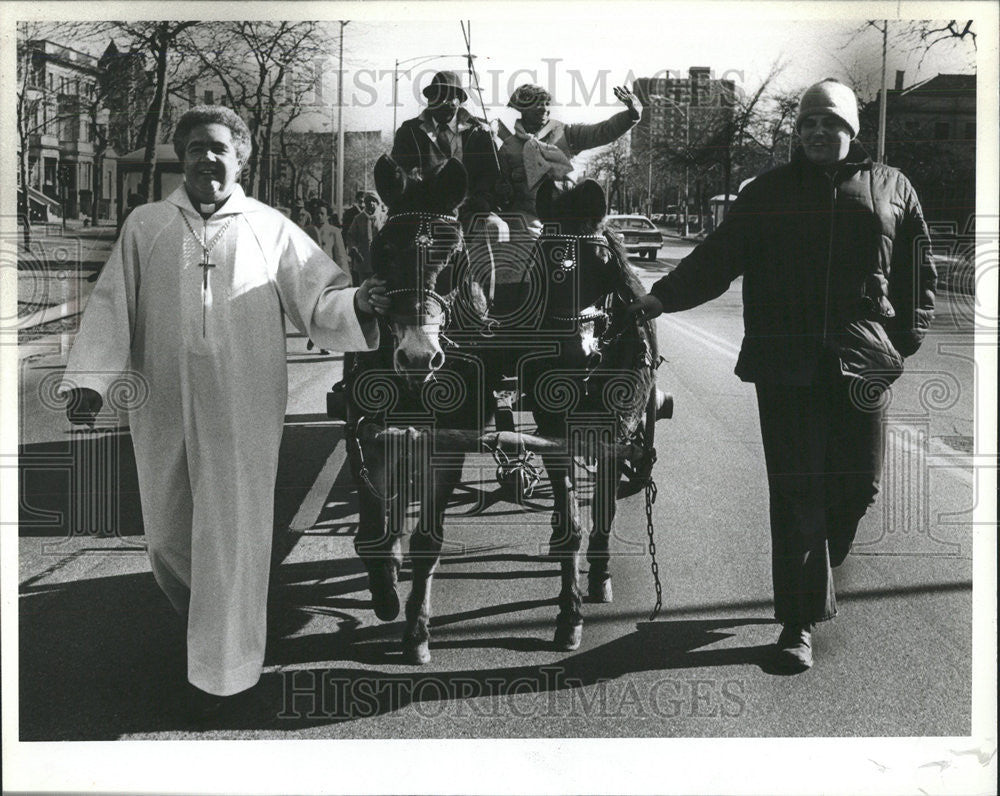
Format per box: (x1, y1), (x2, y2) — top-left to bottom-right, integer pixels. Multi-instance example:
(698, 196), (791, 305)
(774, 623), (813, 672)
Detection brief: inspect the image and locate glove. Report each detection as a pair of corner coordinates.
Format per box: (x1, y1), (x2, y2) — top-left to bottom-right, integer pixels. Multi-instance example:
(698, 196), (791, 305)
(623, 294), (664, 325)
(65, 387), (103, 428)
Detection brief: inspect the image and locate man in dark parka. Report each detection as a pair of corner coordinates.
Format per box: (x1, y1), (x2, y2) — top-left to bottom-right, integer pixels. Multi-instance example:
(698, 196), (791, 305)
(629, 79), (936, 671)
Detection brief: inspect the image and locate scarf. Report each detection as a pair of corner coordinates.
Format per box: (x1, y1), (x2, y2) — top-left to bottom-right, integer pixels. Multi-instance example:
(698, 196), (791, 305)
(514, 119), (574, 192)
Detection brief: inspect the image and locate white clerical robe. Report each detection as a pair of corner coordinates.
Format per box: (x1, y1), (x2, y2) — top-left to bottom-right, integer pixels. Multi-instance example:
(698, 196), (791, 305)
(60, 185), (378, 695)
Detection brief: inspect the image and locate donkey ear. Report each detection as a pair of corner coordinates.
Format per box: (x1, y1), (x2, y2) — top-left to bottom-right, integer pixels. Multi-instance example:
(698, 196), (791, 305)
(572, 179), (607, 226)
(374, 155), (407, 209)
(431, 157), (468, 212)
(535, 178), (560, 221)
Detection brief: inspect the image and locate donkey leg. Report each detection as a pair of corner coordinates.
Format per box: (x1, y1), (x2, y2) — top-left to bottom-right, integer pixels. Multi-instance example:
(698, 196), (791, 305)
(587, 439), (620, 603)
(544, 455), (584, 651)
(403, 456), (463, 665)
(353, 440), (403, 622)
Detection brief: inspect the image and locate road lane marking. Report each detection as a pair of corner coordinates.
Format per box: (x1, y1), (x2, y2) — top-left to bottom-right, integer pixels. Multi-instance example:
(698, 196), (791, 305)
(658, 316), (974, 486)
(660, 314), (741, 360)
(289, 439), (346, 532)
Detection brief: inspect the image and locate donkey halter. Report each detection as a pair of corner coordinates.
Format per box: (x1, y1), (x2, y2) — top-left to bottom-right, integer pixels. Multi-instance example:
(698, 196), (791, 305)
(383, 211), (464, 327)
(535, 231), (617, 327)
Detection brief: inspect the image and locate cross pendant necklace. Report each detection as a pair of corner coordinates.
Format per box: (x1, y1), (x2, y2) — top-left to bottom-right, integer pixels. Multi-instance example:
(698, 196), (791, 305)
(199, 249), (215, 336)
(180, 211), (235, 336)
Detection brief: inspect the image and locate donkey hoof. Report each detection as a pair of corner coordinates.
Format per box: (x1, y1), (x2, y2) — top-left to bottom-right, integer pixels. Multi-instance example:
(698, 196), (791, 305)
(554, 621), (583, 651)
(587, 577), (613, 603)
(368, 564), (400, 622)
(403, 639), (431, 665)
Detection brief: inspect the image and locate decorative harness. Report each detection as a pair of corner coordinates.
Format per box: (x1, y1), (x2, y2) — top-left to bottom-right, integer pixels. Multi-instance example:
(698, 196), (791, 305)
(379, 211), (464, 330)
(532, 230), (636, 362)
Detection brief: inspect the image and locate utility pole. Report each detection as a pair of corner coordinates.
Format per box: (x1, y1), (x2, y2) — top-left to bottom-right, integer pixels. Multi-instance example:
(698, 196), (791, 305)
(646, 105), (654, 217)
(877, 20), (889, 163)
(336, 20), (349, 221)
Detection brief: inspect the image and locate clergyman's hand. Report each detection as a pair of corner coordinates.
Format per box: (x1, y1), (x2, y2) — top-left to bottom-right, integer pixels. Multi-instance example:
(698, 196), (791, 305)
(65, 387), (103, 428)
(624, 294), (664, 326)
(356, 276), (389, 317)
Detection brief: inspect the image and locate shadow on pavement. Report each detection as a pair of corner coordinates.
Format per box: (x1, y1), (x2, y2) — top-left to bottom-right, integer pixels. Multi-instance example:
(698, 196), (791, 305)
(19, 550), (774, 739)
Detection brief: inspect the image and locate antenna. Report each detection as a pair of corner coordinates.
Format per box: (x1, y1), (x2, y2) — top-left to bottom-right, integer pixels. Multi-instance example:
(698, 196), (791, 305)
(460, 20), (500, 170)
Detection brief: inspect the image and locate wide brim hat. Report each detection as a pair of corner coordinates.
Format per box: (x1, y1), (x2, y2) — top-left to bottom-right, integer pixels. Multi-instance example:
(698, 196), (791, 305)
(423, 70), (468, 103)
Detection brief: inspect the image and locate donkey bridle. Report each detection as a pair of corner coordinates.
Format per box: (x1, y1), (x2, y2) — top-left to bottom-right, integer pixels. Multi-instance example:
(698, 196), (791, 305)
(381, 211), (464, 327)
(535, 230), (629, 348)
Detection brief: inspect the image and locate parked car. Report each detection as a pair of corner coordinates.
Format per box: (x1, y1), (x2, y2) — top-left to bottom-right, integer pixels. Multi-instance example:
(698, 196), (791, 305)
(604, 214), (664, 260)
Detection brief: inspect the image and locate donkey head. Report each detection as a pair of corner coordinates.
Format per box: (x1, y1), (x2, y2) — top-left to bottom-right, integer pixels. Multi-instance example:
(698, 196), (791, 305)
(534, 179), (624, 371)
(372, 155), (468, 384)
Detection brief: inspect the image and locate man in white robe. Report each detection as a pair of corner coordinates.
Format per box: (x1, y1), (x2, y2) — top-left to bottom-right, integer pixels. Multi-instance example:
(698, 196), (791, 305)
(60, 106), (386, 709)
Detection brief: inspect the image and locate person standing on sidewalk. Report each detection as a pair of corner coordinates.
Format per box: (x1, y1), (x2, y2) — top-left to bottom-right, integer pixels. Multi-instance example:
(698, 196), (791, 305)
(59, 105), (388, 717)
(344, 192), (385, 287)
(341, 191), (365, 241)
(306, 203), (349, 354)
(627, 79), (936, 672)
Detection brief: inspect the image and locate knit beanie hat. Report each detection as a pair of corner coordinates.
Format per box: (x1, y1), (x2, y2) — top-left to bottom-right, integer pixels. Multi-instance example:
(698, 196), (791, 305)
(796, 79), (859, 138)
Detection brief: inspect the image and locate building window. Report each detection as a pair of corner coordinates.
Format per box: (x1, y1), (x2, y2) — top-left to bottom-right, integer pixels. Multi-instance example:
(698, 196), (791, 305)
(204, 89), (214, 104)
(964, 122), (975, 141)
(933, 121), (950, 140)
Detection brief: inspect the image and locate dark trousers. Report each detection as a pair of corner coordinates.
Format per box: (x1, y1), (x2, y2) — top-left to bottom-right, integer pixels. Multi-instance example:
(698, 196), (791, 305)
(755, 376), (886, 625)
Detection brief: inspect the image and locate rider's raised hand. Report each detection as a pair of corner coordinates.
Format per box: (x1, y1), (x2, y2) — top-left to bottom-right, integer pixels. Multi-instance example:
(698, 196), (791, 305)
(357, 276), (390, 317)
(624, 294), (664, 325)
(65, 387), (103, 428)
(614, 85), (641, 118)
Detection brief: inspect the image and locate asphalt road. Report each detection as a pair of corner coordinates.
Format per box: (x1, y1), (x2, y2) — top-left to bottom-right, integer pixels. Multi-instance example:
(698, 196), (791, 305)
(16, 238), (975, 743)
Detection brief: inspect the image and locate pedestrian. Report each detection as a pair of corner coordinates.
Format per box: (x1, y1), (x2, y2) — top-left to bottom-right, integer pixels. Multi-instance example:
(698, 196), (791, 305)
(306, 204), (348, 354)
(59, 105), (389, 717)
(497, 83), (641, 235)
(313, 203), (348, 268)
(341, 191), (365, 240)
(390, 69), (502, 224)
(627, 79), (936, 672)
(297, 209), (320, 244)
(344, 191), (384, 287)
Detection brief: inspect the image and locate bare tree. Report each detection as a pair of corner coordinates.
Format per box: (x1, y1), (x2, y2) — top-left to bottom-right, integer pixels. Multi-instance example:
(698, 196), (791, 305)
(277, 131), (329, 208)
(587, 138), (632, 213)
(896, 19), (976, 67)
(645, 60), (787, 219)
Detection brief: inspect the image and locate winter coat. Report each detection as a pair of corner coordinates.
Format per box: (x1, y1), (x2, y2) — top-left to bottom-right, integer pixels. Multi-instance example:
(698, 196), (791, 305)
(391, 107), (501, 216)
(648, 142), (936, 385)
(498, 109), (639, 216)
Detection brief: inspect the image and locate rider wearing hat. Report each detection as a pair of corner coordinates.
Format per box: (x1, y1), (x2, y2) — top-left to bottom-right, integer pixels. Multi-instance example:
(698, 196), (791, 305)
(390, 69), (502, 222)
(497, 82), (641, 233)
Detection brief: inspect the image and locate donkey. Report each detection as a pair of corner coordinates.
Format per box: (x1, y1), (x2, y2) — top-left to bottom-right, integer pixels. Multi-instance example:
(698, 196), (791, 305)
(517, 178), (661, 649)
(348, 155), (505, 665)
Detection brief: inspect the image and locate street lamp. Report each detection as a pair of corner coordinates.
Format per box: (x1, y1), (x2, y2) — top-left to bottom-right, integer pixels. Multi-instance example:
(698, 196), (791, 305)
(649, 93), (690, 237)
(392, 53), (472, 131)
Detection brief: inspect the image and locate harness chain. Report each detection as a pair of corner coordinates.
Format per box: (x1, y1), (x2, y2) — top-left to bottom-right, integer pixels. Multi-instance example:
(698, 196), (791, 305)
(646, 478), (663, 621)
